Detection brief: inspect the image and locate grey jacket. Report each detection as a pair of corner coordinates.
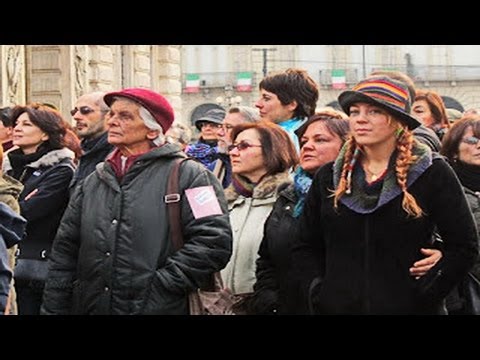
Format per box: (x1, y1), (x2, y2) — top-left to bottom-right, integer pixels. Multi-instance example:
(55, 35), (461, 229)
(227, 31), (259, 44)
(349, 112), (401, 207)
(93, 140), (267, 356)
(41, 143), (232, 315)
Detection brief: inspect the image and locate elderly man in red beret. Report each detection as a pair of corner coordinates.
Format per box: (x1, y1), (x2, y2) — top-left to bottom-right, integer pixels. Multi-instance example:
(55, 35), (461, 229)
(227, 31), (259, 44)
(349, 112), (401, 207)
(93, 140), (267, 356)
(41, 88), (232, 315)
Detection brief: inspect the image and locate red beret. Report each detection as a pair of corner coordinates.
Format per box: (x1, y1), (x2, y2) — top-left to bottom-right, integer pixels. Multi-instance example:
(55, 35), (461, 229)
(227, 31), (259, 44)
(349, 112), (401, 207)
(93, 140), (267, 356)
(104, 88), (174, 132)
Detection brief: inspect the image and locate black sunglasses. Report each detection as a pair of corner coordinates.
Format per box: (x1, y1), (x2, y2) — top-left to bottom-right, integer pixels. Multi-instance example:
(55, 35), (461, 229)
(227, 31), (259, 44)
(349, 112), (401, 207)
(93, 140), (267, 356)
(227, 141), (262, 153)
(70, 106), (95, 117)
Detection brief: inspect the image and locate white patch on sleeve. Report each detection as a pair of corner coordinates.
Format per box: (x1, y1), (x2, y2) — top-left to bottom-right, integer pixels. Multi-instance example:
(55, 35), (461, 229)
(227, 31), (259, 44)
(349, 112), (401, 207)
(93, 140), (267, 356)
(185, 185), (222, 219)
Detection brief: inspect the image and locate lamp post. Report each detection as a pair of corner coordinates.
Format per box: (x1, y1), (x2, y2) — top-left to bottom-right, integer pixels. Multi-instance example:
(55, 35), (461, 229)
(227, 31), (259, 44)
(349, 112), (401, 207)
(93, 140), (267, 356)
(362, 45), (366, 78)
(216, 84), (242, 108)
(252, 47), (277, 78)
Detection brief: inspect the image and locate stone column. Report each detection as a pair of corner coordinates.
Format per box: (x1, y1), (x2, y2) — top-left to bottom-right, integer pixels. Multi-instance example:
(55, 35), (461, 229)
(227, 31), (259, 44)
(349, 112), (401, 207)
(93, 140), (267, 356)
(152, 45), (182, 123)
(0, 45), (26, 106)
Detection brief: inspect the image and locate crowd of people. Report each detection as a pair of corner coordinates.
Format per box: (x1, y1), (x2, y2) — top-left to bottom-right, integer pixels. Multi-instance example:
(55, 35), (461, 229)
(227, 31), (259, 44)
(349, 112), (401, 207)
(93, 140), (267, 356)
(0, 67), (479, 315)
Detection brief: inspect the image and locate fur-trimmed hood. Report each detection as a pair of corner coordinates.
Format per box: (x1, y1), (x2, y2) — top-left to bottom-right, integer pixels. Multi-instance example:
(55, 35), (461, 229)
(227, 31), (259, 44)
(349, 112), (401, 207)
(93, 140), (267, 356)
(225, 171), (292, 203)
(3, 148), (75, 173)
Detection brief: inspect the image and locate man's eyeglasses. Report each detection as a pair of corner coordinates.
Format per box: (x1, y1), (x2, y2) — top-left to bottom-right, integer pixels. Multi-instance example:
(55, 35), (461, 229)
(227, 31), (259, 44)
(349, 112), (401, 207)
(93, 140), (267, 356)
(70, 106), (95, 117)
(227, 141), (262, 152)
(462, 136), (480, 146)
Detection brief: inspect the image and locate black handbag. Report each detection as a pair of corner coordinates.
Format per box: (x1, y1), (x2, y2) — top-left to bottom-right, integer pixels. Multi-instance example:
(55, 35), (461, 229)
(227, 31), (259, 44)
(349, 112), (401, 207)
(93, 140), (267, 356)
(461, 272), (480, 315)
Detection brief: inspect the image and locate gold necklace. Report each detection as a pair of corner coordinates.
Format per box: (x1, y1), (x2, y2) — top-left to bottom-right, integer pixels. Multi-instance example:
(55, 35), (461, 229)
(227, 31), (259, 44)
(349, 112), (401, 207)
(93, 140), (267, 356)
(364, 166), (386, 182)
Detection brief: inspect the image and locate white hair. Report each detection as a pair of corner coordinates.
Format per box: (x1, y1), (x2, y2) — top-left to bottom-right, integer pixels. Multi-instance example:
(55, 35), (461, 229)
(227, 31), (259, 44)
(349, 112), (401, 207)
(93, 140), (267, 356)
(139, 106), (165, 146)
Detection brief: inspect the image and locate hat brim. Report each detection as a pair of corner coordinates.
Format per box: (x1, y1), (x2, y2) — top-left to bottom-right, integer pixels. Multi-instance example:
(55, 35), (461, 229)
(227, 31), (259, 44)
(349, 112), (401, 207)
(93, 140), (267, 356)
(194, 117), (224, 131)
(338, 91), (421, 130)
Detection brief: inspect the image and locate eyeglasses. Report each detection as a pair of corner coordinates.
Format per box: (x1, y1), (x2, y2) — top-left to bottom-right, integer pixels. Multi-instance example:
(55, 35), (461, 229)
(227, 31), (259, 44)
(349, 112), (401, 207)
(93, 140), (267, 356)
(462, 136), (480, 146)
(227, 141), (262, 152)
(70, 106), (95, 117)
(199, 122), (223, 129)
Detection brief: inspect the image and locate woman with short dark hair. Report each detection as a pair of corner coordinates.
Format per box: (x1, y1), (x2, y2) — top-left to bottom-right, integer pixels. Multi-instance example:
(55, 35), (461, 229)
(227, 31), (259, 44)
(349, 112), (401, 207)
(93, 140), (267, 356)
(255, 68), (319, 150)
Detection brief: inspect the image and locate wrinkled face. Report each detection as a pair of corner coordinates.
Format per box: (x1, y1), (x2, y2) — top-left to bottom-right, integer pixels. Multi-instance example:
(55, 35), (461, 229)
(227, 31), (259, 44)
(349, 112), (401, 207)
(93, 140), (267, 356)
(106, 98), (158, 155)
(216, 112), (245, 151)
(0, 120), (12, 143)
(300, 121), (344, 174)
(255, 89), (295, 123)
(73, 95), (107, 139)
(349, 103), (397, 147)
(458, 126), (480, 166)
(412, 99), (434, 128)
(229, 128), (266, 183)
(13, 112), (49, 154)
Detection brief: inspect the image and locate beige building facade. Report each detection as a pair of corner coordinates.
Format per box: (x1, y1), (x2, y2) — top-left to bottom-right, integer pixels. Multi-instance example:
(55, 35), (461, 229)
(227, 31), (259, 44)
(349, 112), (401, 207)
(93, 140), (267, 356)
(181, 45), (480, 133)
(0, 45), (183, 123)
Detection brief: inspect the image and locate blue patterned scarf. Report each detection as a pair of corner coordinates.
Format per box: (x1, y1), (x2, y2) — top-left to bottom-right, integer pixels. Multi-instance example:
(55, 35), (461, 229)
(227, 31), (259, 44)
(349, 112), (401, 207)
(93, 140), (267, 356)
(293, 166), (313, 218)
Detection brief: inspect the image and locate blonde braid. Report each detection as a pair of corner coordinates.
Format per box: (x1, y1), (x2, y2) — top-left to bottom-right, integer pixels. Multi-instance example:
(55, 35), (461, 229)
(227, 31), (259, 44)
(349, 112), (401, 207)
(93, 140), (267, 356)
(333, 136), (356, 209)
(395, 129), (423, 218)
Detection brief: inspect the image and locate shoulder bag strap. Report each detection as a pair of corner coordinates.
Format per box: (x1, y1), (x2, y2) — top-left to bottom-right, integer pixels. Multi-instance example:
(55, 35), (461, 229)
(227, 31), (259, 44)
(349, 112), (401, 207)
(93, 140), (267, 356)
(165, 158), (190, 251)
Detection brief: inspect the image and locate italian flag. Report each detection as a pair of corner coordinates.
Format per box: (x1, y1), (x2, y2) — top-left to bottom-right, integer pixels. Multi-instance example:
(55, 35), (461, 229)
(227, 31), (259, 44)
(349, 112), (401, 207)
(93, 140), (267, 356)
(331, 69), (346, 90)
(185, 74), (200, 93)
(236, 72), (252, 92)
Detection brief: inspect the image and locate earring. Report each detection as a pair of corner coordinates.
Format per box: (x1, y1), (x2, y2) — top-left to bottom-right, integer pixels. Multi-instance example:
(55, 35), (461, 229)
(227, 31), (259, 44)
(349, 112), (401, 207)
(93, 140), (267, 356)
(395, 127), (404, 138)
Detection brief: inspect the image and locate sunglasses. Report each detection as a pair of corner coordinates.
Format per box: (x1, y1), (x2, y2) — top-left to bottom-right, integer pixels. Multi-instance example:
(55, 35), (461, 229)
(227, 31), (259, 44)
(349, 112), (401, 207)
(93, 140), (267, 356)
(199, 122), (223, 129)
(462, 136), (480, 145)
(227, 141), (262, 152)
(70, 106), (95, 117)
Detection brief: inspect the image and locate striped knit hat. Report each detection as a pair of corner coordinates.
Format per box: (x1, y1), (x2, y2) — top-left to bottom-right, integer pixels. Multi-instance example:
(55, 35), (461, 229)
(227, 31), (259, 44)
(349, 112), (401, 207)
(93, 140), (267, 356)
(338, 76), (421, 130)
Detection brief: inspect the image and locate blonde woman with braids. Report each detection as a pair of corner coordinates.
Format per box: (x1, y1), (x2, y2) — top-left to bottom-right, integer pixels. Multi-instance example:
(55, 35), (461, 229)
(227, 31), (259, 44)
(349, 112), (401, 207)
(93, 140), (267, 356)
(291, 76), (478, 315)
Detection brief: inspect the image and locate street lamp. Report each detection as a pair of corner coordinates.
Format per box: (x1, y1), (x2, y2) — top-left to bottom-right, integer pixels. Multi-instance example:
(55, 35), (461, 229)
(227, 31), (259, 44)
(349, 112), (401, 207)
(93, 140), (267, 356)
(216, 85), (242, 108)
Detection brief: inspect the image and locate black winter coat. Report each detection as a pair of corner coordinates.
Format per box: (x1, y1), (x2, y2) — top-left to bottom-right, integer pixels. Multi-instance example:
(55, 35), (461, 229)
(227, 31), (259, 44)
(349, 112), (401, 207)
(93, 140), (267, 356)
(252, 183), (308, 314)
(292, 157), (478, 315)
(5, 148), (75, 262)
(41, 144), (232, 315)
(69, 132), (113, 190)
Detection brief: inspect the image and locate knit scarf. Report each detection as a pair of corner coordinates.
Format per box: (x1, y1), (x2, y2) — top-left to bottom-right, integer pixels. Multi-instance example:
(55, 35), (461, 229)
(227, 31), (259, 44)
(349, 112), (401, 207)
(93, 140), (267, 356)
(333, 142), (432, 214)
(7, 145), (53, 181)
(452, 160), (480, 192)
(231, 174), (256, 198)
(293, 166), (313, 218)
(185, 142), (218, 171)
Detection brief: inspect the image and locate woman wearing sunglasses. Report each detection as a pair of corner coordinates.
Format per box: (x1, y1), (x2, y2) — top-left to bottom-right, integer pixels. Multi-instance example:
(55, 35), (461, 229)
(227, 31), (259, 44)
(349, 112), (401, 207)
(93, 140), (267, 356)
(220, 121), (298, 312)
(441, 116), (480, 314)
